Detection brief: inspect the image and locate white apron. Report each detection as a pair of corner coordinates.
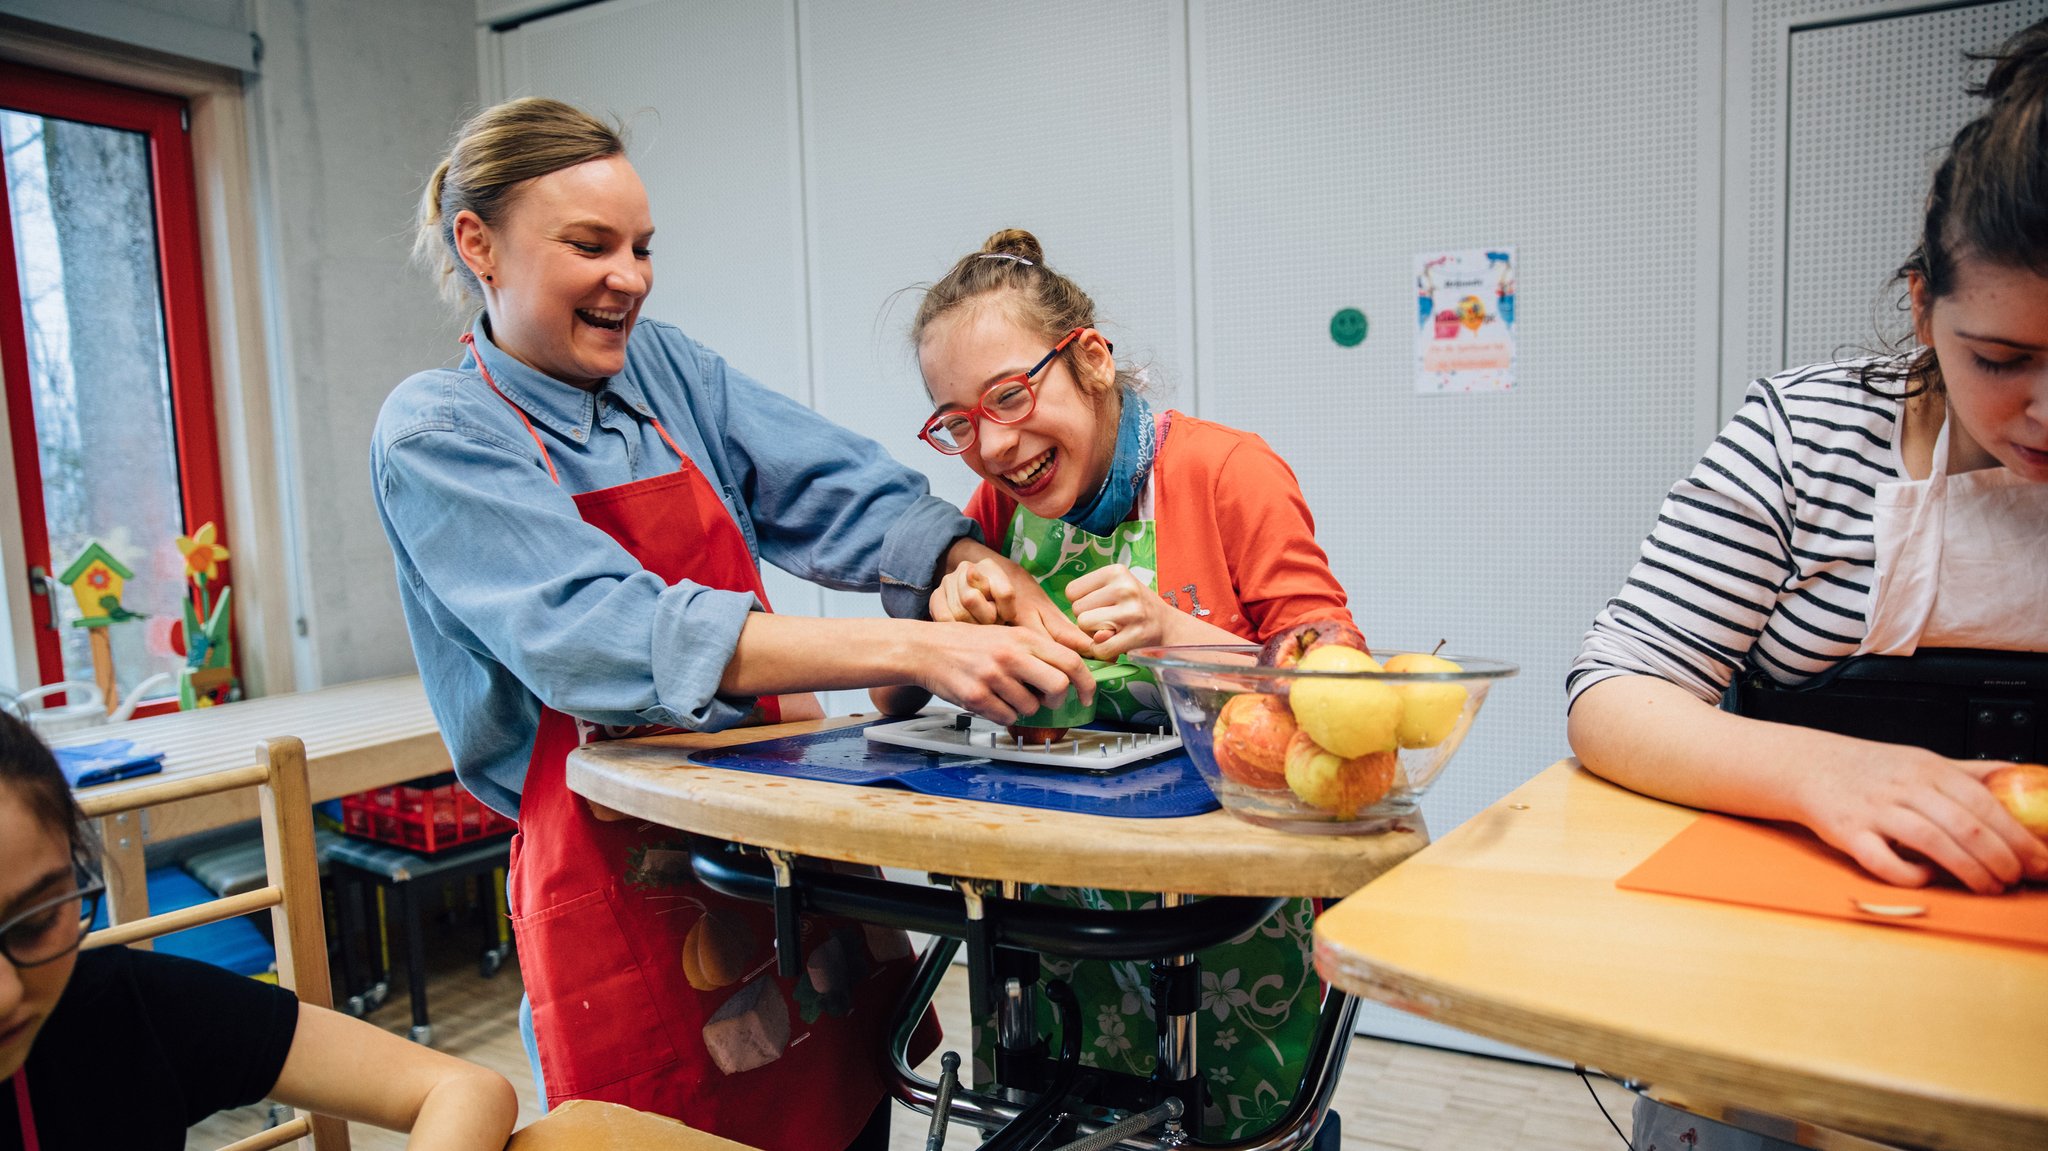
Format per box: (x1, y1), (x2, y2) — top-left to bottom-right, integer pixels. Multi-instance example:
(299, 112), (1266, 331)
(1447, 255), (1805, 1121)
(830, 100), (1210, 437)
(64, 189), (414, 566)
(1856, 411), (2048, 656)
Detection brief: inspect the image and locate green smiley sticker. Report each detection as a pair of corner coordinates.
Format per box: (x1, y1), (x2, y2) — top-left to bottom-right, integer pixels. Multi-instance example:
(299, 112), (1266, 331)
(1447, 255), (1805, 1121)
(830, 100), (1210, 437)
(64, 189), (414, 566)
(1329, 307), (1368, 347)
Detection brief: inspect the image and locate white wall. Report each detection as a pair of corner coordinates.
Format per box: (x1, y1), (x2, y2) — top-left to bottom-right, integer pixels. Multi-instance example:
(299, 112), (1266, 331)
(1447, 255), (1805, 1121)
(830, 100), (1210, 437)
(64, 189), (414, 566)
(244, 0), (479, 687)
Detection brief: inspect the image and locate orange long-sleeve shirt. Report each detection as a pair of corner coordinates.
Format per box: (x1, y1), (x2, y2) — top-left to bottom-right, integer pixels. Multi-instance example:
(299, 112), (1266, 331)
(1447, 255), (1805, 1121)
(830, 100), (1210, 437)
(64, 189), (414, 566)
(964, 411), (1353, 643)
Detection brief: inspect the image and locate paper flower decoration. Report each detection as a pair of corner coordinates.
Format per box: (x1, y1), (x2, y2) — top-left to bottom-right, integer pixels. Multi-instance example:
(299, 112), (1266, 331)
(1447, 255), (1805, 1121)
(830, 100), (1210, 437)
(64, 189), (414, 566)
(176, 522), (230, 582)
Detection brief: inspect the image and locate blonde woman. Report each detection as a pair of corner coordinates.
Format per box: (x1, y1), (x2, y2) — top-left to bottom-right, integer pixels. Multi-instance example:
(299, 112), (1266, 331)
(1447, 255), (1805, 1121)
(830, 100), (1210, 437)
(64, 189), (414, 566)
(375, 99), (1092, 1149)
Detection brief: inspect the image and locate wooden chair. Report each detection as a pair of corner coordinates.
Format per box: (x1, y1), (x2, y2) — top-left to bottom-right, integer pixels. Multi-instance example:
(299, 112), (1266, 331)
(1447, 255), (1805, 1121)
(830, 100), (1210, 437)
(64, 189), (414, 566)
(77, 736), (349, 1151)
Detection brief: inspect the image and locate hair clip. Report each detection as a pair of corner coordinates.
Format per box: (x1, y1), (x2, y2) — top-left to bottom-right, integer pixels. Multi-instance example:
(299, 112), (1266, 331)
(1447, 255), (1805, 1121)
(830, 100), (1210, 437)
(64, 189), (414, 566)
(976, 253), (1034, 266)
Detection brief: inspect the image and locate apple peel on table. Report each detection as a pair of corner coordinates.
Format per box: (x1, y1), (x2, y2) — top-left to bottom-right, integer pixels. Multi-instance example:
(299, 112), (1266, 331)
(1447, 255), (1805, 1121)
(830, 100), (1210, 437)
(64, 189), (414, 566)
(1985, 763), (2048, 840)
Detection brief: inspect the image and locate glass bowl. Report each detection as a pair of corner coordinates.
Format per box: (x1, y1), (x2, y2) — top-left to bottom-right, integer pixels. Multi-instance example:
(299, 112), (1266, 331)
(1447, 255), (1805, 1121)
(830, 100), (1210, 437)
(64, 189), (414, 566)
(1128, 644), (1518, 834)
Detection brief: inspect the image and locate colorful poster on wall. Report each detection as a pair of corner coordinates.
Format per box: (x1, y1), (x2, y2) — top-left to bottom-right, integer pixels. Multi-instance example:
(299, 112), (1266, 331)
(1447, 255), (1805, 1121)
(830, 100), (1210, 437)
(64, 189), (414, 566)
(1414, 248), (1516, 393)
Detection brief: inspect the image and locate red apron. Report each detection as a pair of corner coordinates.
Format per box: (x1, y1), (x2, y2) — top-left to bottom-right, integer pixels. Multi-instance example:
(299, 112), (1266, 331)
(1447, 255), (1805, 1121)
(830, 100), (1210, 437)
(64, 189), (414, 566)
(472, 341), (924, 1150)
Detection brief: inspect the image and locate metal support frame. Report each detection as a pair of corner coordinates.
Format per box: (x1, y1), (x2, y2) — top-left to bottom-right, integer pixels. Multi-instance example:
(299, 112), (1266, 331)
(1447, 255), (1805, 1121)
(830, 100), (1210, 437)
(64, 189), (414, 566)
(686, 843), (1353, 1150)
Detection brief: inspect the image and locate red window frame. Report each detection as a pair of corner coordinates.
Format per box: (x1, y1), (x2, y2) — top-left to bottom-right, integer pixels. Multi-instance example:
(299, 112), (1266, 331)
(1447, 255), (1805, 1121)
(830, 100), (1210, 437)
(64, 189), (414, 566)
(0, 63), (229, 711)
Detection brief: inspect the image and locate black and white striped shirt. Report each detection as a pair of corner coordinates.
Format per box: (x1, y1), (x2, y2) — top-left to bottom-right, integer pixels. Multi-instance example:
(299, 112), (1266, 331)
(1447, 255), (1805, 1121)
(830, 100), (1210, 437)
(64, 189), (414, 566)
(1569, 359), (1909, 709)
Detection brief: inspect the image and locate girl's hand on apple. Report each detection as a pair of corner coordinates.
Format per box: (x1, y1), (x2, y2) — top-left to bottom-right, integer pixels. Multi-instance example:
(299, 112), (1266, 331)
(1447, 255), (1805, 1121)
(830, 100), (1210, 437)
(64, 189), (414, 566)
(1065, 565), (1171, 659)
(931, 559), (1012, 626)
(1793, 743), (2048, 894)
(930, 558), (1096, 654)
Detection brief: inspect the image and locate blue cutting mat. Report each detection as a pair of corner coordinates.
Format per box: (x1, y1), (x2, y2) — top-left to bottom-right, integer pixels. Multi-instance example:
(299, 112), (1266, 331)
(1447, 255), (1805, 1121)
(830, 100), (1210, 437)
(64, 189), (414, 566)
(690, 722), (1218, 818)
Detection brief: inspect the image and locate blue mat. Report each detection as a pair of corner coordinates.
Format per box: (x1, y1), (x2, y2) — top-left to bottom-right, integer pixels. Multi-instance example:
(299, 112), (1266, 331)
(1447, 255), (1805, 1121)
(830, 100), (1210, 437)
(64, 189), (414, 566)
(690, 721), (1218, 818)
(90, 866), (275, 977)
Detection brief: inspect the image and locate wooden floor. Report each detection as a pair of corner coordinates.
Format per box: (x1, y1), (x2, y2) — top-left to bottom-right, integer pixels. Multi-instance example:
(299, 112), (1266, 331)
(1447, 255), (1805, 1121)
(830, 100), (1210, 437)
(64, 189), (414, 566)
(192, 927), (1638, 1151)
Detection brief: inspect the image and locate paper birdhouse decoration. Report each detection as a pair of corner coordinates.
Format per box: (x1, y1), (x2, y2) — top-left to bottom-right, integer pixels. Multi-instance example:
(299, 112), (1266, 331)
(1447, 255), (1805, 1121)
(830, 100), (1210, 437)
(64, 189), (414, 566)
(57, 540), (145, 627)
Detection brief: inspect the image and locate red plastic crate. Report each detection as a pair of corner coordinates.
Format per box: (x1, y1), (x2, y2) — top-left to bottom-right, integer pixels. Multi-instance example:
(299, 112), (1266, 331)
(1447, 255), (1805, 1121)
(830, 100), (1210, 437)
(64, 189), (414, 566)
(340, 773), (513, 854)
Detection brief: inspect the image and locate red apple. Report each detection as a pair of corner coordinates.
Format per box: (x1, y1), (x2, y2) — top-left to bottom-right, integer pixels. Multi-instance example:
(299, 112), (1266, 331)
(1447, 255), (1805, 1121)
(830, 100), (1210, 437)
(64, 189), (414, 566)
(1282, 731), (1397, 818)
(1212, 692), (1296, 789)
(1984, 763), (2048, 840)
(1007, 724), (1067, 746)
(1259, 618), (1370, 669)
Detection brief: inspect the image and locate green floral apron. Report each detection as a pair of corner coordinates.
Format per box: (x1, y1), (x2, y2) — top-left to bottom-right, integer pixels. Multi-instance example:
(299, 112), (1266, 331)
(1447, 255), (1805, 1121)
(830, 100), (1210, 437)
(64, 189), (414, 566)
(990, 506), (1324, 1138)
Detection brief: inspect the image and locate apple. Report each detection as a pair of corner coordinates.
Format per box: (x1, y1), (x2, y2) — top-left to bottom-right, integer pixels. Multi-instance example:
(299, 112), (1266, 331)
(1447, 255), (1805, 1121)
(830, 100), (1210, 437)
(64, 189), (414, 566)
(1382, 651), (1468, 749)
(1984, 763), (2048, 840)
(1259, 618), (1370, 669)
(1007, 724), (1067, 746)
(1282, 731), (1397, 817)
(1287, 645), (1400, 757)
(1212, 692), (1296, 789)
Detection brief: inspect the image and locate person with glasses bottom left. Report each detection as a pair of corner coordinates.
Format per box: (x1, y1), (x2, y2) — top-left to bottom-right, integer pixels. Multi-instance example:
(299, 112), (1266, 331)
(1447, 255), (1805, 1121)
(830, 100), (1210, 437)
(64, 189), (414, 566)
(0, 711), (518, 1151)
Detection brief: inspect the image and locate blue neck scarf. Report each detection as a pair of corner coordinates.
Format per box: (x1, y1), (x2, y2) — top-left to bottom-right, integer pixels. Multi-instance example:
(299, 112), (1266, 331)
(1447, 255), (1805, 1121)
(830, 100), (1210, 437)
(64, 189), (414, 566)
(1062, 390), (1154, 536)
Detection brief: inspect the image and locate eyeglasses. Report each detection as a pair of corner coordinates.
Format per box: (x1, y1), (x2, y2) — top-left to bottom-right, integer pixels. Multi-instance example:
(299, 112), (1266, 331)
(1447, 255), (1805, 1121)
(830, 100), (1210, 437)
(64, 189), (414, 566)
(0, 876), (104, 968)
(918, 327), (1093, 455)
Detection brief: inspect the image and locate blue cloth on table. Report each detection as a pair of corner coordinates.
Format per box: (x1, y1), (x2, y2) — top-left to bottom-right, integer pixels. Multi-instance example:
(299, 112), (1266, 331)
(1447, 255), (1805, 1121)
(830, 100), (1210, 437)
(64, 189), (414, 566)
(56, 738), (165, 788)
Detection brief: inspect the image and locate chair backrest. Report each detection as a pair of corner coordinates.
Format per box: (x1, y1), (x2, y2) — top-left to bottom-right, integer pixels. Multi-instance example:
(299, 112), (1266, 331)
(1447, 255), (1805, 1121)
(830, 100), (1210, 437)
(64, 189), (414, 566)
(77, 736), (348, 1151)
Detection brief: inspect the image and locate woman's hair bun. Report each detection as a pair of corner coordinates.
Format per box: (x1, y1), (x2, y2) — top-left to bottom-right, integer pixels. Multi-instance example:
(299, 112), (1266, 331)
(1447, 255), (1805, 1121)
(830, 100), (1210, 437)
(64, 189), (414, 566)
(1975, 19), (2048, 104)
(980, 228), (1044, 265)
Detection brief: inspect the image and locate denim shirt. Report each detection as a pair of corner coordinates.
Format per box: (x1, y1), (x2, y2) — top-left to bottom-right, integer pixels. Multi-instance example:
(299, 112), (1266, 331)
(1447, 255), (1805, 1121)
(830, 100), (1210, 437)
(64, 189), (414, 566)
(372, 317), (974, 817)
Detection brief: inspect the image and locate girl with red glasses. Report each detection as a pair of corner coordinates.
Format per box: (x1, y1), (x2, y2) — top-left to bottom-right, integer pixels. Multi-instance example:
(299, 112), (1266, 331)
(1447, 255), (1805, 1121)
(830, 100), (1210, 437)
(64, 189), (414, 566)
(876, 228), (1353, 1145)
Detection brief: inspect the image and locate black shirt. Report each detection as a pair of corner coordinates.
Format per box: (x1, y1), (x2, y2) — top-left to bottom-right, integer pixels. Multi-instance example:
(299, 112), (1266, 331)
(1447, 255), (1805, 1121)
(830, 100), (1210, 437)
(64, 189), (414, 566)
(1, 946), (298, 1150)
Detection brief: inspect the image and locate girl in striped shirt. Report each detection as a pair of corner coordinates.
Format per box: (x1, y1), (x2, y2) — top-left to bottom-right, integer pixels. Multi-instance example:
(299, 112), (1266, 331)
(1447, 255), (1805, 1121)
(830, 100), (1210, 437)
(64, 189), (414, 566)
(1569, 21), (2048, 899)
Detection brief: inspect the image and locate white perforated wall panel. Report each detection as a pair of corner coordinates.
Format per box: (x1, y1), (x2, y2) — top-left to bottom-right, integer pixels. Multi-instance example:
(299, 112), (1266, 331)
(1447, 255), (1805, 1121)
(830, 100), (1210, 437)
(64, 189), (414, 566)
(796, 0), (1193, 632)
(494, 0), (824, 619)
(1193, 0), (1720, 1054)
(1194, 0), (1718, 867)
(1727, 0), (2048, 412)
(1785, 2), (2046, 366)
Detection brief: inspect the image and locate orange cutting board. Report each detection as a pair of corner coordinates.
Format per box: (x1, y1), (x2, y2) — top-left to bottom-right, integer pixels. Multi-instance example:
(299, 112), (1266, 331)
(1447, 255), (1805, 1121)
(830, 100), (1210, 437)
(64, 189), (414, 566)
(1617, 812), (2048, 949)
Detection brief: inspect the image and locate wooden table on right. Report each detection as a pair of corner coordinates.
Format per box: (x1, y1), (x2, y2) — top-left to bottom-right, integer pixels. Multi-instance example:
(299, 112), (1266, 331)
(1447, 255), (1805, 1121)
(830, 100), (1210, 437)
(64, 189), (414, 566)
(1312, 761), (2048, 1151)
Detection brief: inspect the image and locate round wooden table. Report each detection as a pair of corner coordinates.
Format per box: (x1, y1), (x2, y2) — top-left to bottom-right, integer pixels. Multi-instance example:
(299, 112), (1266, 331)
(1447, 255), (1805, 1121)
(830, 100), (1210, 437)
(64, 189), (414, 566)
(565, 715), (1427, 896)
(568, 714), (1429, 1150)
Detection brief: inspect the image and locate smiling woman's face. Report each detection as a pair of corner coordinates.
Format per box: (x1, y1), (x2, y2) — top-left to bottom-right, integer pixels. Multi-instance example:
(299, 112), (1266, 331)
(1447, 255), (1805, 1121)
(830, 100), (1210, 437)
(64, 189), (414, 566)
(1916, 258), (2048, 480)
(919, 302), (1119, 519)
(457, 154), (655, 390)
(0, 787), (79, 1080)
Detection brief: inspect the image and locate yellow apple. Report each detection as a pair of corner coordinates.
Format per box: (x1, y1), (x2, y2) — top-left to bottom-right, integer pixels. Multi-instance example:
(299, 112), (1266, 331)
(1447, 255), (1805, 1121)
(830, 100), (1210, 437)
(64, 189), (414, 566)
(1287, 645), (1400, 757)
(1382, 652), (1468, 749)
(1984, 763), (2048, 840)
(1282, 731), (1397, 817)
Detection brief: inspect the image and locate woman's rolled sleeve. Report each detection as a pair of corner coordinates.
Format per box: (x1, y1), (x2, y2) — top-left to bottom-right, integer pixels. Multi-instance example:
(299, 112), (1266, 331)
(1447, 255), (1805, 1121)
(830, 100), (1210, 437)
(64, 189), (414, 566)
(877, 495), (982, 619)
(648, 583), (762, 729)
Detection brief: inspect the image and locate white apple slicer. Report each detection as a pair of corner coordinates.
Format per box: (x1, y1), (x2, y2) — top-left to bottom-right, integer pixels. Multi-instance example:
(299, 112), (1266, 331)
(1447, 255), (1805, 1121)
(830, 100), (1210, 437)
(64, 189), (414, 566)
(863, 712), (1182, 773)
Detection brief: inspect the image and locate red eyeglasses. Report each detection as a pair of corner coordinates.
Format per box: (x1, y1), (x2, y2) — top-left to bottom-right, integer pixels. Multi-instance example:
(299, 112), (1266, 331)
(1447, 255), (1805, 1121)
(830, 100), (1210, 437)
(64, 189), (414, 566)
(918, 327), (1091, 455)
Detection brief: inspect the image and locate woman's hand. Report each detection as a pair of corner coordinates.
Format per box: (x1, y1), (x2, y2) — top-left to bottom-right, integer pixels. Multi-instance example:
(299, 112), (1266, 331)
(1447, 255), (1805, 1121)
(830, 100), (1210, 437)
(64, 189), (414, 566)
(1790, 745), (2048, 894)
(1571, 676), (2048, 895)
(1064, 565), (1172, 658)
(913, 621), (1094, 725)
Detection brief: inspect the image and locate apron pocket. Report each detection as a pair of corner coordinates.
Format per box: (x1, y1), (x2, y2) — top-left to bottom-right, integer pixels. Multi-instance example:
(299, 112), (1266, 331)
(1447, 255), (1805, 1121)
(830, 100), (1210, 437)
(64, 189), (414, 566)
(512, 885), (681, 1096)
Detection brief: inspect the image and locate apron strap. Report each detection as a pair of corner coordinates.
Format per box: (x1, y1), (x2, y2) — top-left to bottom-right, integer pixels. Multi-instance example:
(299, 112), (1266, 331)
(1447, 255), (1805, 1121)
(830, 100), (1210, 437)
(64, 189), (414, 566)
(464, 332), (560, 486)
(13, 1069), (38, 1151)
(462, 332), (690, 488)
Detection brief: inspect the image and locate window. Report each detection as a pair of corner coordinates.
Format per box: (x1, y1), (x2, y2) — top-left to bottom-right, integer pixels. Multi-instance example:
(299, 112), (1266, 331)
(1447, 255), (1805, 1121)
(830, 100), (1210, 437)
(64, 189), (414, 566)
(0, 63), (228, 709)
